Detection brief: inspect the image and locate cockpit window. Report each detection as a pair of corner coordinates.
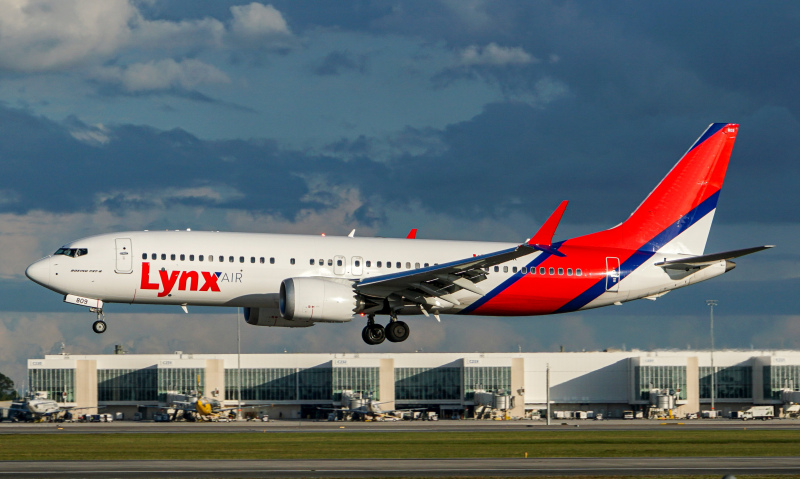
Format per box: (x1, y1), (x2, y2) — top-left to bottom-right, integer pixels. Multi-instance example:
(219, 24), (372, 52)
(54, 248), (88, 257)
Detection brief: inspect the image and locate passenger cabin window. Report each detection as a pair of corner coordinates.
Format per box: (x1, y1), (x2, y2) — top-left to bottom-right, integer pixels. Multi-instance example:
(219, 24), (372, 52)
(310, 259), (315, 265)
(424, 263), (429, 268)
(521, 267), (527, 274)
(161, 254), (166, 260)
(355, 260), (361, 267)
(270, 257), (275, 264)
(239, 256), (245, 263)
(539, 267), (545, 275)
(219, 256), (224, 262)
(229, 256), (234, 263)
(567, 268), (573, 276)
(199, 255), (204, 262)
(576, 268), (583, 276)
(549, 267), (555, 275)
(251, 257), (256, 264)
(503, 266), (508, 273)
(512, 266), (518, 273)
(180, 254), (185, 261)
(387, 262), (392, 269)
(558, 268), (564, 275)
(396, 262), (401, 269)
(366, 261), (371, 267)
(189, 255), (194, 261)
(151, 253), (157, 260)
(415, 262), (420, 269)
(260, 257), (265, 264)
(337, 259), (342, 266)
(406, 262), (411, 269)
(171, 254), (176, 261)
(290, 258), (296, 265)
(318, 258), (323, 266)
(494, 266), (499, 272)
(142, 253), (147, 260)
(377, 261), (382, 268)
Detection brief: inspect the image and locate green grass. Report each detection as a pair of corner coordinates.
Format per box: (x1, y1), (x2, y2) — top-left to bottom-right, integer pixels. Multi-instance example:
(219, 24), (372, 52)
(1, 430), (800, 461)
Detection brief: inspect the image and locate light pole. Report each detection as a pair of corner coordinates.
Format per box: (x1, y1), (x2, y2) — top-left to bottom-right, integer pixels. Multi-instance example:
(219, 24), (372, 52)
(546, 363), (551, 426)
(237, 307), (242, 420)
(706, 300), (718, 414)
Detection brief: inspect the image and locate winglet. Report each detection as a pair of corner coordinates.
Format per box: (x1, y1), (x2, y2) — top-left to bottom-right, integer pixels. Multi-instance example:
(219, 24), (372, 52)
(528, 201), (568, 246)
(406, 228), (417, 239)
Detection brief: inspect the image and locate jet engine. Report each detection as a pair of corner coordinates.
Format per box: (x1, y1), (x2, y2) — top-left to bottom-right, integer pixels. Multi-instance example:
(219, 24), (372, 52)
(243, 307), (314, 327)
(280, 277), (358, 322)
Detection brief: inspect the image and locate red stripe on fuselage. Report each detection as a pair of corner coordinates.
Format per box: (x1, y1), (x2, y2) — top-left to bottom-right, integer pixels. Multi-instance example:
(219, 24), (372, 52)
(474, 245), (610, 315)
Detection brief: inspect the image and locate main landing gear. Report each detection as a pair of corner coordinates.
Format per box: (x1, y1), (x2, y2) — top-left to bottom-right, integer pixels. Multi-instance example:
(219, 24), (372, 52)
(90, 308), (106, 334)
(362, 315), (410, 345)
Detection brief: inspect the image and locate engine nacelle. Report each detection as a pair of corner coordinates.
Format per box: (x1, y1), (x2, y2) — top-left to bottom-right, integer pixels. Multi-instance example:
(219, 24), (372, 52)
(243, 307), (314, 328)
(280, 277), (357, 322)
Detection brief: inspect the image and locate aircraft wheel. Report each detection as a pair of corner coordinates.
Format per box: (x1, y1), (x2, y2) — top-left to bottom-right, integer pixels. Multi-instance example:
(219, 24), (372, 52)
(92, 320), (107, 334)
(362, 324), (385, 345)
(386, 321), (410, 342)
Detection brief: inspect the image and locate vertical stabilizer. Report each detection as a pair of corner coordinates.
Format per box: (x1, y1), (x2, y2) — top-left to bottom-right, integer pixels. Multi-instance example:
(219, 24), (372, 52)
(576, 123), (738, 255)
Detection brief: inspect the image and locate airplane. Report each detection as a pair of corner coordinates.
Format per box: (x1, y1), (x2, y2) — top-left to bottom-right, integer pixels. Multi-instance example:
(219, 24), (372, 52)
(2, 391), (101, 422)
(25, 123), (772, 345)
(320, 391), (425, 421)
(144, 376), (254, 421)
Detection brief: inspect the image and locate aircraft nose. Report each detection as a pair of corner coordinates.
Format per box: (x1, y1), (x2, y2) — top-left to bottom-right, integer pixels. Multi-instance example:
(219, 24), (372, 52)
(25, 258), (50, 286)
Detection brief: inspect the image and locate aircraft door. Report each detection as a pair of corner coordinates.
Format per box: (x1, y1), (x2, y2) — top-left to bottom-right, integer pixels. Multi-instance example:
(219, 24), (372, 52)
(334, 255), (346, 275)
(115, 238), (133, 274)
(351, 256), (363, 276)
(605, 257), (620, 292)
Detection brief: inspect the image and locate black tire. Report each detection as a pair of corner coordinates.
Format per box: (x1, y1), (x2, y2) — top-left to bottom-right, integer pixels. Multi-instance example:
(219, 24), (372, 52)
(363, 324), (385, 345)
(386, 321), (410, 342)
(92, 320), (107, 334)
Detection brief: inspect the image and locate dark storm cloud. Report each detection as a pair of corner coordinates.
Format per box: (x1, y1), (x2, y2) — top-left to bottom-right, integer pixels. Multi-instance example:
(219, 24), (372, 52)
(313, 51), (368, 76)
(0, 105), (312, 218)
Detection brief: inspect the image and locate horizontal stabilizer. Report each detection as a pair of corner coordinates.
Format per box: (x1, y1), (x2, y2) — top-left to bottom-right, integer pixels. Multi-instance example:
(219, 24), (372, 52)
(655, 245), (774, 269)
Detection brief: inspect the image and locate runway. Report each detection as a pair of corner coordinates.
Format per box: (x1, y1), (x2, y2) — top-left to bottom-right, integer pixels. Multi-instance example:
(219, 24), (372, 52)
(2, 457), (800, 478)
(2, 418), (800, 434)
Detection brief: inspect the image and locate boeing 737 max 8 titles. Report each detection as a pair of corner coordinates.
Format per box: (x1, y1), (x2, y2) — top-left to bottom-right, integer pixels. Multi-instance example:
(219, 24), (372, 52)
(26, 123), (772, 345)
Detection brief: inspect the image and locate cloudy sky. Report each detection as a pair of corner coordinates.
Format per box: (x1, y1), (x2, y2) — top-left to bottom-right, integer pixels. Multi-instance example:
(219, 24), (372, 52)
(0, 0), (798, 387)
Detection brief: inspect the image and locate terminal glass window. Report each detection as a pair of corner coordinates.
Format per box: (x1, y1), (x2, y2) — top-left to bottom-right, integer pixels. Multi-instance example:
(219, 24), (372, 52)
(700, 366), (752, 399)
(763, 365), (800, 400)
(463, 366), (511, 400)
(158, 368), (204, 402)
(333, 367), (379, 401)
(395, 367), (461, 401)
(225, 368), (297, 401)
(298, 368), (332, 401)
(98, 368), (157, 402)
(28, 369), (75, 403)
(635, 366), (687, 400)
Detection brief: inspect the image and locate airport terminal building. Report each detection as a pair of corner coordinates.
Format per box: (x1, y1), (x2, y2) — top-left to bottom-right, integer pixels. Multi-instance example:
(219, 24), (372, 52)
(25, 349), (800, 419)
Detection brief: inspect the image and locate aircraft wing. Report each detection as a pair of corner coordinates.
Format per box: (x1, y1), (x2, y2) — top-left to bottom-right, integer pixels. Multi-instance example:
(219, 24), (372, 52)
(356, 202), (568, 313)
(355, 243), (538, 308)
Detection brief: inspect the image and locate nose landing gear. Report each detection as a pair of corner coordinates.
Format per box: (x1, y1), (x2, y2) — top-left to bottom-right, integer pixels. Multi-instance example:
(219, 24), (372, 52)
(90, 308), (106, 334)
(361, 315), (410, 345)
